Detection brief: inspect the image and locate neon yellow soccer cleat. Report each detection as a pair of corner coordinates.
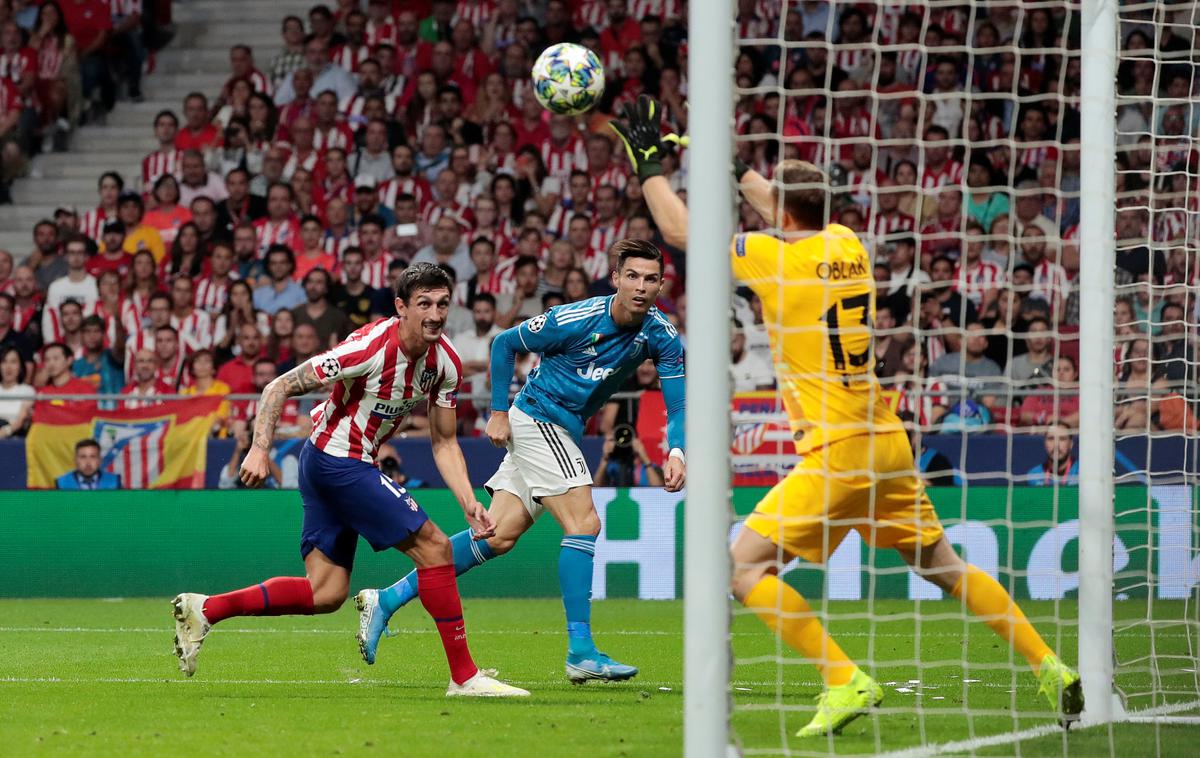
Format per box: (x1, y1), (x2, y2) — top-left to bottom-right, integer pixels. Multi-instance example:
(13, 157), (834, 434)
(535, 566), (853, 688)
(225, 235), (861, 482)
(796, 667), (884, 738)
(1038, 653), (1084, 727)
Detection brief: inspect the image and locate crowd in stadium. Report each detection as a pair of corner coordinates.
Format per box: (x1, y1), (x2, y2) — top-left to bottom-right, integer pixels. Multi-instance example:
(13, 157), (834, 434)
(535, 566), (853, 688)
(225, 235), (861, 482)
(0, 0), (174, 201)
(0, 0), (1196, 451)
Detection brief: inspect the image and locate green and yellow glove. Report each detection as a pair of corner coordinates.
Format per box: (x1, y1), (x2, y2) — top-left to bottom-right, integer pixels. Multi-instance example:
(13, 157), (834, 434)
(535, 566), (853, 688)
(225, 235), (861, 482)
(609, 94), (675, 181)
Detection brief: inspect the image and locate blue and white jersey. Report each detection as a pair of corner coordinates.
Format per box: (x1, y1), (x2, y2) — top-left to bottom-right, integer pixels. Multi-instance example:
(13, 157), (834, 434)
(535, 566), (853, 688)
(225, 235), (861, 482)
(490, 296), (686, 448)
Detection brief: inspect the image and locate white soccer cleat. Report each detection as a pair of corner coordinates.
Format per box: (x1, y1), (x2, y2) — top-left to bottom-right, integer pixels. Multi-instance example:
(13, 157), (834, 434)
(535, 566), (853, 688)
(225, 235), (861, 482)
(172, 592), (211, 677)
(445, 668), (531, 697)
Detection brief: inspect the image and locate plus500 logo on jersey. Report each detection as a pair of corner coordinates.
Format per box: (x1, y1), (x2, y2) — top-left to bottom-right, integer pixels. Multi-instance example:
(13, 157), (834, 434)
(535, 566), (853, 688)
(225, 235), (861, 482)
(371, 399), (418, 418)
(577, 361), (616, 381)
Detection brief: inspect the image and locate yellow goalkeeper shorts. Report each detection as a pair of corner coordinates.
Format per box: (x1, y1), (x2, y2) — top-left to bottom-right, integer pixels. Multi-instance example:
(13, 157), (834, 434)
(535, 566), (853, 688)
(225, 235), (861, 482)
(742, 431), (944, 564)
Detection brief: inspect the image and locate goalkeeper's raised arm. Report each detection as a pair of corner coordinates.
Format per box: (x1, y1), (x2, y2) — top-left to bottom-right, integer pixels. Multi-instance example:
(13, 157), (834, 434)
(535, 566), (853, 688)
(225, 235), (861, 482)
(609, 94), (775, 248)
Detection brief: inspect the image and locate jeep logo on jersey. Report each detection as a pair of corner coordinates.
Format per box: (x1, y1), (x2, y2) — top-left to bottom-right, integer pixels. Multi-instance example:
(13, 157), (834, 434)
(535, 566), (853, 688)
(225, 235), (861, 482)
(577, 361), (616, 381)
(371, 399), (419, 418)
(418, 367), (438, 393)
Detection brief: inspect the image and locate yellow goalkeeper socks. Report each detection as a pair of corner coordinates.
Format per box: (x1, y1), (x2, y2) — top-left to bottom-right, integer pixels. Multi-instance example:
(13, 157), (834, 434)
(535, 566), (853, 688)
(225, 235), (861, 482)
(951, 565), (1053, 671)
(744, 575), (856, 687)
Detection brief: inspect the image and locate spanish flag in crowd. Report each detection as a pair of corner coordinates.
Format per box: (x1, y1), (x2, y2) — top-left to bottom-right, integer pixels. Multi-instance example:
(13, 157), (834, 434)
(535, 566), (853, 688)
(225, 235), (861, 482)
(26, 397), (223, 489)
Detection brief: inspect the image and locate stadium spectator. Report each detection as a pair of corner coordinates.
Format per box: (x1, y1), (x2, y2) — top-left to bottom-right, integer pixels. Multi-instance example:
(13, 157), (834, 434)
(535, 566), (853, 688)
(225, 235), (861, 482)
(0, 344), (33, 438)
(275, 322), (320, 375)
(71, 315), (123, 395)
(269, 16), (307, 86)
(175, 92), (220, 152)
(1025, 422), (1079, 486)
(43, 238), (97, 334)
(730, 320), (775, 392)
(253, 246), (306, 315)
(330, 247), (376, 330)
(30, 219), (66, 290)
(218, 424), (282, 489)
(55, 438), (120, 490)
(178, 149), (228, 206)
(274, 33), (356, 105)
(153, 324), (185, 387)
(116, 192), (166, 264)
(928, 322), (1004, 413)
(143, 175), (193, 247)
(122, 348), (172, 408)
(1007, 317), (1055, 392)
(1018, 356), (1080, 429)
(291, 268), (348, 347)
(36, 342), (96, 409)
(216, 322), (266, 394)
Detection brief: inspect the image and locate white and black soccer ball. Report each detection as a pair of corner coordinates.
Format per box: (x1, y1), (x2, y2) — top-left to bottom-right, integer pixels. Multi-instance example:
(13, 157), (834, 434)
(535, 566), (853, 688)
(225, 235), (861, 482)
(531, 43), (606, 116)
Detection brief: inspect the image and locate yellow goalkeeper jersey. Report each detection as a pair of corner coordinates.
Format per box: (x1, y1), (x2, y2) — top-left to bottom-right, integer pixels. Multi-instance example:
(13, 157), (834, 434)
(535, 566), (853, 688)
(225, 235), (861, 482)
(731, 224), (902, 455)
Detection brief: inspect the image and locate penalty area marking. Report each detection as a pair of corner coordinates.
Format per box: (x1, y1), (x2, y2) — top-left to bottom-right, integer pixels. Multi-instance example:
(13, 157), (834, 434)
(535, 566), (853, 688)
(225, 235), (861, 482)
(876, 699), (1200, 758)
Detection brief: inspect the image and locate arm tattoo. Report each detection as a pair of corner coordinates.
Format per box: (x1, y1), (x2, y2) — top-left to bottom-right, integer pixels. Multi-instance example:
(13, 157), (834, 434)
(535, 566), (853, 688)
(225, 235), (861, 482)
(252, 363), (325, 452)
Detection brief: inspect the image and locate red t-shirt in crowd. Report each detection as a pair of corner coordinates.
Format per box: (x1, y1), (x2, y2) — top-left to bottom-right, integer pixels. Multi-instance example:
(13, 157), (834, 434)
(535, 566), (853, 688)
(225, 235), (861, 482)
(175, 124), (221, 152)
(61, 0), (113, 52)
(216, 355), (257, 394)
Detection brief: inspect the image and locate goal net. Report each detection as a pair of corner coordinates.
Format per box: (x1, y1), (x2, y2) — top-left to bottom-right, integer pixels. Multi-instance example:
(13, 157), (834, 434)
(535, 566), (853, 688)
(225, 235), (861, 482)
(686, 0), (1200, 754)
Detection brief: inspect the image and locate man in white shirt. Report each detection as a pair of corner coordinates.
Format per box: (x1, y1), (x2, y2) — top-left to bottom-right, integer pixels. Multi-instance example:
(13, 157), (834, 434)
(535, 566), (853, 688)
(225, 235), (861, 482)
(43, 237), (98, 339)
(731, 320), (775, 393)
(179, 150), (229, 206)
(451, 292), (502, 412)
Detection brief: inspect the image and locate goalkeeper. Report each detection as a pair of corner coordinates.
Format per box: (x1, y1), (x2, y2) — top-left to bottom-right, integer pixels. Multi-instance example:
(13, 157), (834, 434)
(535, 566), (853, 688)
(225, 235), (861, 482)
(611, 95), (1083, 738)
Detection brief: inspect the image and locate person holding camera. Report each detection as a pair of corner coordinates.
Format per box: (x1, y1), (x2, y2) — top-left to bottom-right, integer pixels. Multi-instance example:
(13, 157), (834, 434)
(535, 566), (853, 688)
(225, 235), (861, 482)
(218, 423), (283, 489)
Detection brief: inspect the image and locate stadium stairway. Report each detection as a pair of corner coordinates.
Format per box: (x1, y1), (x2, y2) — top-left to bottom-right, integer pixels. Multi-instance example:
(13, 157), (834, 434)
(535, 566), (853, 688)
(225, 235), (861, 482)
(0, 0), (309, 259)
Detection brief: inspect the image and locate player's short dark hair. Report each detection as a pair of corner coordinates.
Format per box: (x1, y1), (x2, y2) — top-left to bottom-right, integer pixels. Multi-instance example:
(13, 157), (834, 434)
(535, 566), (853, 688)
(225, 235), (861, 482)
(396, 262), (454, 302)
(75, 438), (101, 454)
(774, 160), (829, 230)
(611, 238), (664, 274)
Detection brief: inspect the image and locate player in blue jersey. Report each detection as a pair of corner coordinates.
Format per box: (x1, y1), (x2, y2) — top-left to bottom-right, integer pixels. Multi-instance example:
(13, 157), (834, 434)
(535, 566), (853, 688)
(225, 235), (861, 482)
(355, 239), (687, 682)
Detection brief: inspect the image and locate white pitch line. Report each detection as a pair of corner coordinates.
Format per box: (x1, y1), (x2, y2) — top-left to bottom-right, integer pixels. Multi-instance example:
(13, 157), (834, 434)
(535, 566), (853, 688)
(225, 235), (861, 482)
(876, 699), (1200, 758)
(0, 626), (1188, 639)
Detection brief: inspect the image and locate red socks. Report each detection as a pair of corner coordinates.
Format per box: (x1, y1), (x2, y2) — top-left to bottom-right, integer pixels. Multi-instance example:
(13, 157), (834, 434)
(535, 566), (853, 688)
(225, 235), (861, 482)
(202, 576), (315, 624)
(417, 564), (479, 685)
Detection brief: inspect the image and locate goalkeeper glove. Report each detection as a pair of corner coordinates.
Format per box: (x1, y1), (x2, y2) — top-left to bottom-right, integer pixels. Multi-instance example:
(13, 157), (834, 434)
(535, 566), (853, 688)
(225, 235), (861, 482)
(609, 94), (669, 181)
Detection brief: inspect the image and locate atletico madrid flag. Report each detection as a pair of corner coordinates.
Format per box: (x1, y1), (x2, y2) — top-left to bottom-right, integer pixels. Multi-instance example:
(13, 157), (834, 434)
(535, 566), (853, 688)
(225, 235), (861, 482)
(26, 397), (223, 489)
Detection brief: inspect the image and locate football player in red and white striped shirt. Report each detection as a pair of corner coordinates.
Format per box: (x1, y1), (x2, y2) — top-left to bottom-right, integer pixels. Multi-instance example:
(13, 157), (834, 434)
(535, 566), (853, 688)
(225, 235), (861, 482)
(143, 110), (182, 188)
(172, 263), (526, 697)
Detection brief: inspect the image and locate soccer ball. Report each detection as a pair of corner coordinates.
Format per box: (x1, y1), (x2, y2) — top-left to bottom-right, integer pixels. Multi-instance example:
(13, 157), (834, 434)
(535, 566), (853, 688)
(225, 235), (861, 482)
(531, 43), (606, 116)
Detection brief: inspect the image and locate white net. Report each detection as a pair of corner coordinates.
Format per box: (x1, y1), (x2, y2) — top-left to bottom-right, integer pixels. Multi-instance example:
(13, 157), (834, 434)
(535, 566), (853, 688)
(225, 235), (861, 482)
(720, 1), (1200, 755)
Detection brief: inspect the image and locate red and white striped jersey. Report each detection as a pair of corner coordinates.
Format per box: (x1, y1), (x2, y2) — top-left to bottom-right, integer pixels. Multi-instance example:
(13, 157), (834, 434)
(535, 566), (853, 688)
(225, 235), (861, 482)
(254, 217), (302, 256)
(170, 309), (214, 354)
(331, 44), (370, 73)
(378, 175), (431, 211)
(0, 48), (36, 85)
(453, 0), (495, 28)
(895, 47), (923, 85)
(281, 148), (320, 180)
(1016, 145), (1059, 171)
(122, 328), (154, 381)
(953, 260), (1005, 307)
(920, 161), (964, 191)
(313, 122), (354, 152)
(93, 297), (140, 348)
(245, 68), (272, 96)
(547, 203), (589, 239)
(308, 319), (463, 463)
(110, 0), (142, 17)
(365, 18), (397, 48)
(421, 202), (471, 229)
(589, 218), (626, 256)
(573, 0), (607, 30)
(323, 230), (359, 260)
(581, 246), (610, 281)
(13, 298), (38, 333)
(453, 261), (515, 305)
(340, 93), (398, 129)
(142, 149), (182, 188)
(589, 165), (628, 196)
(194, 274), (237, 314)
(540, 137), (587, 181)
(870, 210), (916, 241)
(630, 0), (683, 21)
(1031, 259), (1069, 310)
(80, 206), (118, 242)
(893, 378), (949, 429)
(360, 252), (393, 289)
(832, 49), (872, 79)
(1154, 208), (1187, 243)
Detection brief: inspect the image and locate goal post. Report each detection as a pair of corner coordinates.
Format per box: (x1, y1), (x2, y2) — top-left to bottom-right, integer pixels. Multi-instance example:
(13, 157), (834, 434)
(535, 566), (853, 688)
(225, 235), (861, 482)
(1076, 0), (1121, 727)
(683, 0), (735, 756)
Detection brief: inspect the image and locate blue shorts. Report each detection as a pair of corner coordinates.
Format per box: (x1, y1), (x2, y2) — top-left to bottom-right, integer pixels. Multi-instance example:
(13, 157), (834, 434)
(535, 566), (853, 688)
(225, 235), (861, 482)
(297, 442), (430, 570)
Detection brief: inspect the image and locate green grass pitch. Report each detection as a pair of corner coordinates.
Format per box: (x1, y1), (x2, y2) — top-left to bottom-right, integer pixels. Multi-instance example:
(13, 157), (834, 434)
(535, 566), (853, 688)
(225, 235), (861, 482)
(0, 598), (1195, 756)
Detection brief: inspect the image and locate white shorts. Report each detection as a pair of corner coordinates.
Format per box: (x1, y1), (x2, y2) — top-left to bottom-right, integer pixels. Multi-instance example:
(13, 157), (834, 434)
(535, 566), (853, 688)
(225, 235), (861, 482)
(484, 405), (592, 519)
